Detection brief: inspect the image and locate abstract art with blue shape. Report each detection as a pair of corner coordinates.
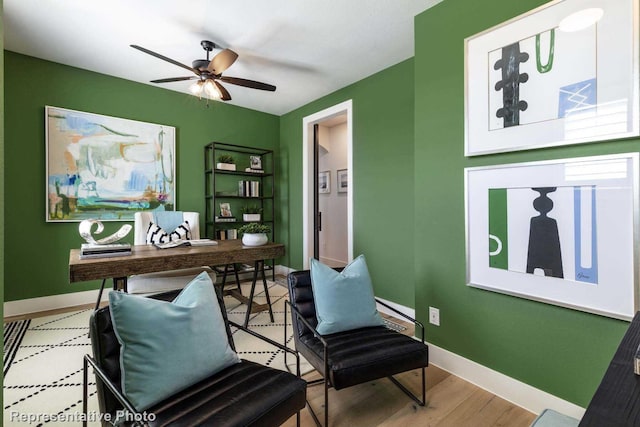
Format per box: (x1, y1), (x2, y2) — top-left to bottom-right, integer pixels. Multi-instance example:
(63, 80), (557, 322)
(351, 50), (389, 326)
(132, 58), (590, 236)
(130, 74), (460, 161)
(558, 78), (597, 118)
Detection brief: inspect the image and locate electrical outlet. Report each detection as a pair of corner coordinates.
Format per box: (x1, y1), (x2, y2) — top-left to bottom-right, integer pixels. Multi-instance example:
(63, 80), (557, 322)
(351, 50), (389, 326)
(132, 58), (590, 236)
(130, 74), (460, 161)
(429, 307), (440, 326)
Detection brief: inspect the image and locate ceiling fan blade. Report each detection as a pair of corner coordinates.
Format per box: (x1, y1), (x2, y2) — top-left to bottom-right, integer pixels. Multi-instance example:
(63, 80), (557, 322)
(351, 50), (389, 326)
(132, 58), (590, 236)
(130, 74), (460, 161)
(220, 76), (276, 92)
(207, 49), (239, 75)
(213, 80), (232, 101)
(130, 45), (199, 75)
(150, 76), (199, 83)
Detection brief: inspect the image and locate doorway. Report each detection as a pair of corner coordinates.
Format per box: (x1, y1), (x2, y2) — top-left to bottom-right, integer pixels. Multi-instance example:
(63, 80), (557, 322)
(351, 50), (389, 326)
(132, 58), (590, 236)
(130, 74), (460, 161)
(302, 100), (353, 269)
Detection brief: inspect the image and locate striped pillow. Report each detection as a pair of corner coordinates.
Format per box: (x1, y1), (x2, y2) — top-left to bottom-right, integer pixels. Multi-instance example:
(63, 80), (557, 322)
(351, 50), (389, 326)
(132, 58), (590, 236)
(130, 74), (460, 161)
(146, 221), (191, 244)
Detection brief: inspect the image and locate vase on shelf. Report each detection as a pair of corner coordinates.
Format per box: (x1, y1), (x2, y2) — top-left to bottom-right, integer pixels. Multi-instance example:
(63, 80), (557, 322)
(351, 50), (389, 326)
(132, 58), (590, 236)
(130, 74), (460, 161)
(242, 213), (261, 222)
(242, 233), (268, 247)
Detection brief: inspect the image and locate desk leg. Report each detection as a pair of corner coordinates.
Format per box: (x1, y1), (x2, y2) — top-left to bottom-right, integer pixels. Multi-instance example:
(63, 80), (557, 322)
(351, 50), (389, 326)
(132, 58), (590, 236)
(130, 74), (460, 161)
(113, 277), (127, 292)
(94, 279), (107, 311)
(243, 260), (274, 327)
(221, 264), (243, 297)
(260, 260), (274, 323)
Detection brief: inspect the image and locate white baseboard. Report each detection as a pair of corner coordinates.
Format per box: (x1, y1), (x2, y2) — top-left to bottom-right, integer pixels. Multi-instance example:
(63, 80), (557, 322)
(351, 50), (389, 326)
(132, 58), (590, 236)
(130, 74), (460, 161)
(376, 296), (415, 320)
(428, 342), (585, 419)
(371, 297), (584, 419)
(4, 289), (109, 318)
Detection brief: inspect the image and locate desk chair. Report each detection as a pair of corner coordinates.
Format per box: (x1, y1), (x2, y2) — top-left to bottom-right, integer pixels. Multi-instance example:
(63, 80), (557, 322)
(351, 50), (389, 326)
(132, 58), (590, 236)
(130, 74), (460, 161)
(126, 211), (217, 294)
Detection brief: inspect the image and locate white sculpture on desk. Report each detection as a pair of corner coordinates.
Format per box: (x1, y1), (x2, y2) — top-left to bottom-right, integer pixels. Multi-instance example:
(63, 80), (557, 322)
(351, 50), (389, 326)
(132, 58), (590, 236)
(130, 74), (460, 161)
(79, 219), (132, 245)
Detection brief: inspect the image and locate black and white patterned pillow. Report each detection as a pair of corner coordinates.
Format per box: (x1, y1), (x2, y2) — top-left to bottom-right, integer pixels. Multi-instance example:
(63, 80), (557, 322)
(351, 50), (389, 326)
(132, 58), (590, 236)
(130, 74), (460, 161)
(146, 221), (192, 244)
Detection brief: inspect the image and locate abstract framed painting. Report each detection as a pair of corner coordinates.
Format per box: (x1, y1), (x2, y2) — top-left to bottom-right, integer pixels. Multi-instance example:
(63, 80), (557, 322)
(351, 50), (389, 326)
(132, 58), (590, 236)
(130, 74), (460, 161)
(464, 0), (639, 156)
(465, 153), (639, 320)
(45, 106), (176, 222)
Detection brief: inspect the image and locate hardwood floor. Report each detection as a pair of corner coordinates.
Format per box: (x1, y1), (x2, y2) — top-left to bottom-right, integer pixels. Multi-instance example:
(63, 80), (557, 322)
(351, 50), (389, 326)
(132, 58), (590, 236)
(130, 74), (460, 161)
(283, 365), (535, 427)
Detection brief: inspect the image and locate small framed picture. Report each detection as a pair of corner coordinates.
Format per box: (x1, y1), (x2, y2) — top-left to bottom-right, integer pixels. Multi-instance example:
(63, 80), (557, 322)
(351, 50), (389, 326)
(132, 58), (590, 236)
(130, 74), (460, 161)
(250, 155), (262, 170)
(337, 169), (348, 193)
(219, 202), (233, 217)
(318, 171), (330, 194)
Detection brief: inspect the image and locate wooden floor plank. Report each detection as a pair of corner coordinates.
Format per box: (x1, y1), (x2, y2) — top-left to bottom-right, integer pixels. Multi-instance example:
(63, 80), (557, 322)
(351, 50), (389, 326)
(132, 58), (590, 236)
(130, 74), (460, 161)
(283, 365), (535, 426)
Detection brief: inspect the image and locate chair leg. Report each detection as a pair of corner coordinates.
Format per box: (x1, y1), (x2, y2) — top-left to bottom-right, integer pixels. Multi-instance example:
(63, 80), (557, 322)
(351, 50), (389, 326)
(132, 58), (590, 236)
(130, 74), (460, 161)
(387, 365), (427, 407)
(82, 356), (89, 427)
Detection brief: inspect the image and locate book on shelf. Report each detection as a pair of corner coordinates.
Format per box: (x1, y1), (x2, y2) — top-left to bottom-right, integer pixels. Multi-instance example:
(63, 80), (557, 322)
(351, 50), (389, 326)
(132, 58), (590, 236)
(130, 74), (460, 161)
(154, 239), (218, 249)
(216, 229), (238, 240)
(238, 180), (260, 197)
(245, 168), (264, 173)
(215, 216), (237, 223)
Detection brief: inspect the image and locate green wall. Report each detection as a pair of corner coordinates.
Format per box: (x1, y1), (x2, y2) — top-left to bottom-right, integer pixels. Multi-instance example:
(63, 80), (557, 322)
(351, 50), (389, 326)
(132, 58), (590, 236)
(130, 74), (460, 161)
(280, 58), (415, 307)
(414, 0), (639, 406)
(4, 51), (279, 301)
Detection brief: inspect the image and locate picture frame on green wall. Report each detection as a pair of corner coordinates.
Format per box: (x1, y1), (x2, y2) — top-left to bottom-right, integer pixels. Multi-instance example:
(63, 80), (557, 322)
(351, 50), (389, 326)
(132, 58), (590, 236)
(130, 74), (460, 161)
(45, 106), (176, 222)
(465, 153), (639, 320)
(464, 0), (639, 156)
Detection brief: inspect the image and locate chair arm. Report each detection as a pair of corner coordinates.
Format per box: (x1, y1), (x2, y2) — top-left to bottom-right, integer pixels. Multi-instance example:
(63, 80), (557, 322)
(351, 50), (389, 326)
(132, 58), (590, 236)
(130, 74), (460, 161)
(83, 355), (144, 426)
(375, 298), (425, 344)
(285, 300), (328, 347)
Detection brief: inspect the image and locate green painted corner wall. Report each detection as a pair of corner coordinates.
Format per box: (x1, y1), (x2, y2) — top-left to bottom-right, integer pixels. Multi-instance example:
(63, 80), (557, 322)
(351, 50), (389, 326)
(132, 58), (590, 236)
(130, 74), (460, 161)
(279, 58), (415, 307)
(414, 0), (639, 406)
(3, 51), (279, 301)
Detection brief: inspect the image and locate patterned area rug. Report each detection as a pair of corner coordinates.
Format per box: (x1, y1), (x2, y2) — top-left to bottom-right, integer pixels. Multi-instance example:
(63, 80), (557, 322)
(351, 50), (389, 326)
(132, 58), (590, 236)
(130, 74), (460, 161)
(3, 281), (407, 426)
(2, 281), (304, 426)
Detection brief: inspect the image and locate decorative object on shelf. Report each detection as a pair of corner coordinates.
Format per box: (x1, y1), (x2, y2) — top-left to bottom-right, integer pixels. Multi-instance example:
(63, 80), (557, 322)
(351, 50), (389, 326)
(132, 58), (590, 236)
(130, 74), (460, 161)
(241, 205), (263, 222)
(319, 170), (330, 194)
(219, 202), (233, 217)
(216, 155), (236, 171)
(238, 223), (270, 247)
(337, 169), (348, 194)
(464, 0), (639, 156)
(465, 153), (639, 320)
(79, 219), (132, 245)
(46, 106), (176, 222)
(249, 155), (262, 171)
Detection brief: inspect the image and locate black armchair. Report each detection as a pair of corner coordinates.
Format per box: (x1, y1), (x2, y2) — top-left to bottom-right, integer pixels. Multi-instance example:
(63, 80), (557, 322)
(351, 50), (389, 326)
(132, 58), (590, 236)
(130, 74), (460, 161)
(83, 289), (306, 427)
(286, 270), (428, 426)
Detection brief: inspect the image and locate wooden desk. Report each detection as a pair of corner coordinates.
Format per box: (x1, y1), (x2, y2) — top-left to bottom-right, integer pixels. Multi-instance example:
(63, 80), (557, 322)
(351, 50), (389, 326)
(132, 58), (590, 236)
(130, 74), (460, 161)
(579, 312), (640, 426)
(69, 240), (285, 326)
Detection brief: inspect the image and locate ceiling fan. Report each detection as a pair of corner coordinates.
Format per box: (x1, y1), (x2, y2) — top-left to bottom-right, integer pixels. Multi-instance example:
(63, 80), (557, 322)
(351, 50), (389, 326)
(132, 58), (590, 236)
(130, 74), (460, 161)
(130, 40), (276, 101)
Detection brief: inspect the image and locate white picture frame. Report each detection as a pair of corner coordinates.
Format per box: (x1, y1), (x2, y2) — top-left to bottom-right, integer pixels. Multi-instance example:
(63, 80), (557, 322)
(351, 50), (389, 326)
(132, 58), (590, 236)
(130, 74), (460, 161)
(319, 171), (330, 194)
(337, 169), (348, 193)
(465, 153), (639, 320)
(464, 0), (639, 156)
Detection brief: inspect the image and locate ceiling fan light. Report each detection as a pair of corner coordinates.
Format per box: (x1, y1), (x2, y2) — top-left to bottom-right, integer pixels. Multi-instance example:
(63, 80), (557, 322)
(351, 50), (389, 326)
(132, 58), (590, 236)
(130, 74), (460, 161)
(189, 81), (204, 95)
(204, 80), (220, 99)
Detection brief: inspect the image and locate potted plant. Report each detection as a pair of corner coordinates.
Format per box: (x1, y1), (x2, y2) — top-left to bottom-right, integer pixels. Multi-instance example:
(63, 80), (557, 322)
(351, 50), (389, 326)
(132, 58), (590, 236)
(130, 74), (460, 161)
(216, 154), (236, 171)
(238, 223), (271, 247)
(241, 205), (263, 222)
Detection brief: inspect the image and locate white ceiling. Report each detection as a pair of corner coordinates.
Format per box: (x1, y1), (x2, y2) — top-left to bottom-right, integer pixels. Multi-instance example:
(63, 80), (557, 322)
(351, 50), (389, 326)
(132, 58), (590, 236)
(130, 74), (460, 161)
(3, 0), (441, 115)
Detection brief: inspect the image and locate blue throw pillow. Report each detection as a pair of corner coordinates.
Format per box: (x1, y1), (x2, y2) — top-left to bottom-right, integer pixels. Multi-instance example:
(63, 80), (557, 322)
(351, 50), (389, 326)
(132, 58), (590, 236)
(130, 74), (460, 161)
(310, 255), (384, 335)
(108, 272), (240, 411)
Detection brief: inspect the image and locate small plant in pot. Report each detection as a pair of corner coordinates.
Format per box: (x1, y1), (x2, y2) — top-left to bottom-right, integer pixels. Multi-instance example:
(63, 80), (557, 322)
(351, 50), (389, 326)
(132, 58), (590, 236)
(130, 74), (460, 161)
(238, 223), (271, 247)
(241, 205), (263, 222)
(216, 154), (236, 171)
